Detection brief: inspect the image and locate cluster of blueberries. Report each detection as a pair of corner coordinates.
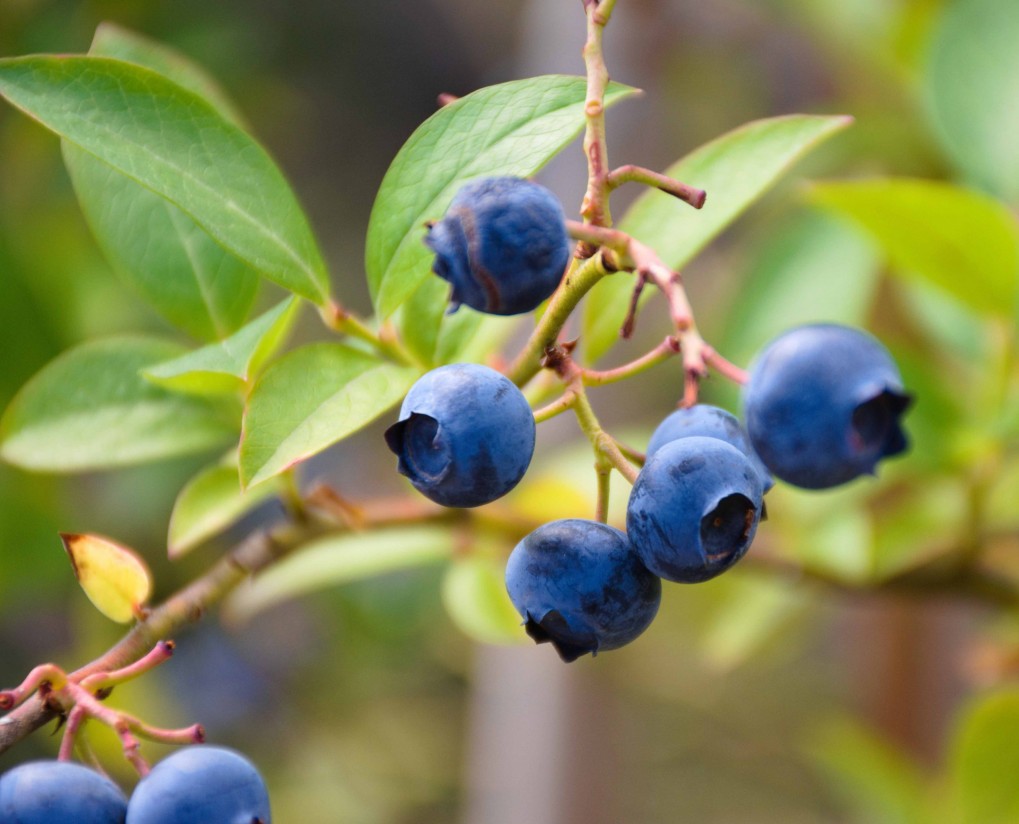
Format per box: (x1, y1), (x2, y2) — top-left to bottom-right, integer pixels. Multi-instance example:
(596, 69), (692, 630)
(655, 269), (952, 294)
(0, 746), (271, 823)
(385, 176), (912, 661)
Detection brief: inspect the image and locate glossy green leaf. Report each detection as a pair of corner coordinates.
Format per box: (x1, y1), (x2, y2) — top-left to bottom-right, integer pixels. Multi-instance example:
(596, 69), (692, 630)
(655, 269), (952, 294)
(441, 554), (527, 646)
(582, 114), (852, 364)
(89, 22), (246, 127)
(240, 343), (420, 488)
(144, 298), (300, 395)
(397, 276), (521, 367)
(950, 689), (1019, 824)
(64, 145), (261, 341)
(168, 454), (283, 558)
(0, 337), (237, 471)
(366, 75), (637, 319)
(0, 56), (330, 305)
(223, 526), (453, 623)
(59, 25), (260, 340)
(924, 0), (1019, 203)
(810, 179), (1019, 316)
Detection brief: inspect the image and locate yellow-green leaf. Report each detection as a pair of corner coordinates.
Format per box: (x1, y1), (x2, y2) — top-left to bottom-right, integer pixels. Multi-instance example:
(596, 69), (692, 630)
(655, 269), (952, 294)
(61, 532), (153, 623)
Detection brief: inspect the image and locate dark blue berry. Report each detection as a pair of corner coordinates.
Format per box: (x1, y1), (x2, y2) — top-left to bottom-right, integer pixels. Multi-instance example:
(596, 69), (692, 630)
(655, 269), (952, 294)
(126, 746), (270, 824)
(742, 324), (911, 489)
(505, 519), (661, 662)
(627, 437), (764, 583)
(385, 363), (535, 508)
(0, 760), (127, 824)
(647, 404), (773, 492)
(424, 177), (571, 315)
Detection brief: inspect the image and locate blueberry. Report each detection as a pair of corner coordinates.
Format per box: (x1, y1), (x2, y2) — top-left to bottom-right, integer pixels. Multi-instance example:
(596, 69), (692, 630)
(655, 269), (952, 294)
(425, 177), (571, 315)
(742, 323), (912, 489)
(626, 437), (764, 583)
(0, 760), (127, 824)
(647, 404), (773, 492)
(126, 746), (270, 824)
(505, 519), (661, 662)
(385, 363), (535, 508)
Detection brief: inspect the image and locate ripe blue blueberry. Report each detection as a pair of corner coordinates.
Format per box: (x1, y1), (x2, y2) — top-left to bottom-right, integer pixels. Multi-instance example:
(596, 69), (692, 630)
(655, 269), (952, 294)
(385, 363), (535, 508)
(627, 437), (764, 583)
(742, 323), (911, 489)
(0, 759), (128, 824)
(505, 519), (661, 662)
(424, 176), (571, 315)
(126, 746), (270, 824)
(647, 404), (773, 492)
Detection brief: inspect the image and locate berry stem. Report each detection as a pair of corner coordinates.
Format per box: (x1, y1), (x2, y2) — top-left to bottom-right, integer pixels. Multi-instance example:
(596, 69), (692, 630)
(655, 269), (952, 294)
(578, 0), (617, 238)
(319, 301), (420, 367)
(505, 252), (612, 387)
(581, 335), (680, 385)
(605, 164), (706, 209)
(570, 383), (639, 485)
(594, 457), (612, 523)
(532, 390), (578, 424)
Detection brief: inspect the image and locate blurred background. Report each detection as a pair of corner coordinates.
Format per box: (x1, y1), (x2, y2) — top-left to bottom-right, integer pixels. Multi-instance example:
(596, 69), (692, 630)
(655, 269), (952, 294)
(2, 0), (1018, 821)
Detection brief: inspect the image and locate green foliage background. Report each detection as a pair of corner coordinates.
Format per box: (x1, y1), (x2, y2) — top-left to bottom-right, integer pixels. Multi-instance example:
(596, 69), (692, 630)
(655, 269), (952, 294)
(1, 1), (1018, 822)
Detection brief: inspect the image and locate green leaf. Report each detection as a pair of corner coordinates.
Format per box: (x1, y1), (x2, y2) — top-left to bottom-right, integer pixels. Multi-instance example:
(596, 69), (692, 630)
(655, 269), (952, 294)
(397, 276), (522, 368)
(365, 75), (638, 319)
(441, 554), (527, 646)
(720, 210), (881, 366)
(950, 688), (1019, 824)
(168, 454), (283, 558)
(223, 526), (452, 623)
(89, 22), (246, 128)
(64, 145), (261, 341)
(807, 717), (933, 824)
(582, 114), (853, 364)
(0, 56), (330, 305)
(924, 0), (1019, 204)
(0, 336), (237, 471)
(239, 343), (420, 488)
(699, 574), (807, 672)
(60, 26), (261, 340)
(810, 178), (1019, 317)
(144, 298), (300, 395)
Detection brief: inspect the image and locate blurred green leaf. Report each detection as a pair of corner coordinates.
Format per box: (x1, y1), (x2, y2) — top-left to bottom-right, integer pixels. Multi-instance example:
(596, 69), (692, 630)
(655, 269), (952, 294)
(699, 573), (808, 672)
(442, 553), (527, 646)
(807, 717), (933, 824)
(950, 688), (1019, 824)
(0, 336), (237, 471)
(924, 0), (1019, 204)
(239, 343), (420, 488)
(223, 526), (453, 623)
(168, 454), (283, 558)
(0, 56), (330, 305)
(583, 114), (853, 364)
(810, 179), (1019, 316)
(365, 75), (638, 319)
(144, 298), (300, 395)
(720, 209), (881, 367)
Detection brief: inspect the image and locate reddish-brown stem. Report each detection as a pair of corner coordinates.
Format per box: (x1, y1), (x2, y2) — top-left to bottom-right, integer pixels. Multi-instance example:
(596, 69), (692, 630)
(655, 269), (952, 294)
(606, 164), (706, 209)
(581, 336), (680, 386)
